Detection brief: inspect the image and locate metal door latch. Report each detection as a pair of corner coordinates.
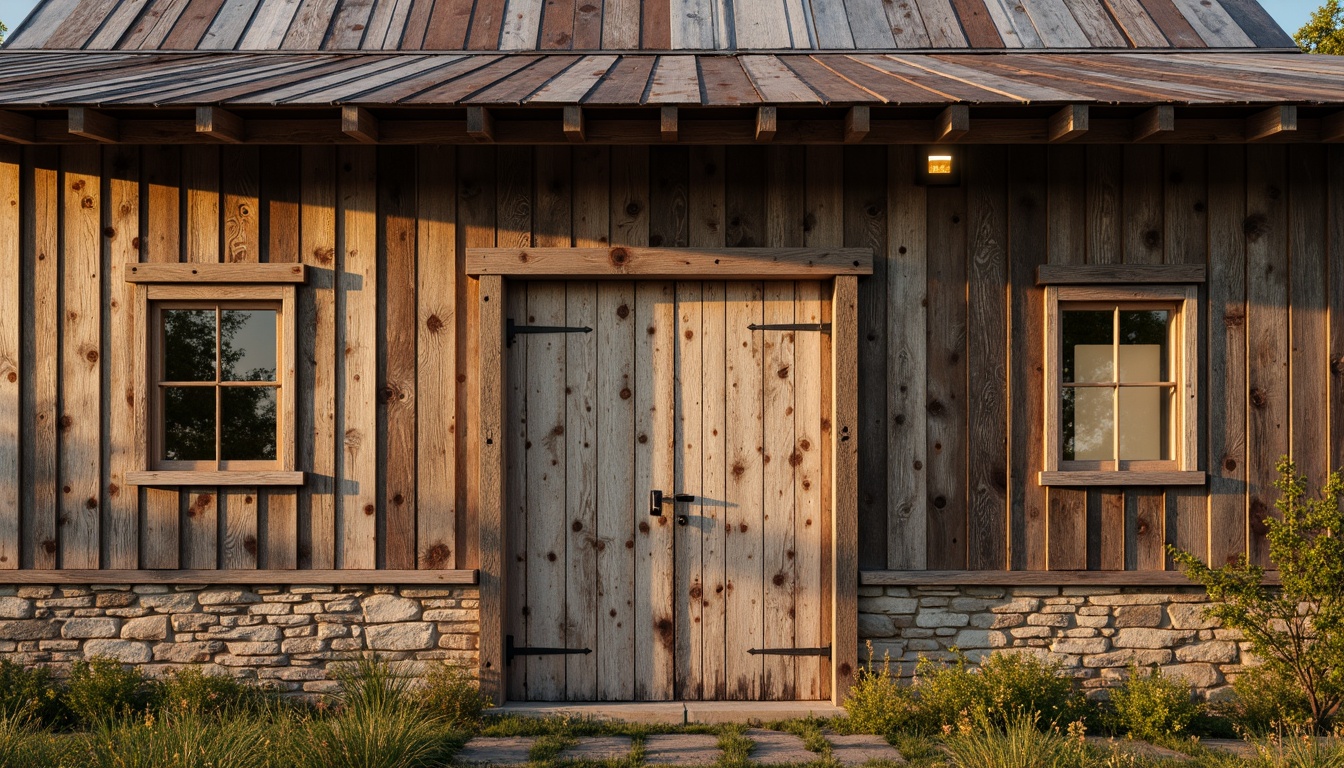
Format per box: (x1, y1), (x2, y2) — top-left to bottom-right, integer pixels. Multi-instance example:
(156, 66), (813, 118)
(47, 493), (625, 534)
(506, 635), (592, 665)
(506, 318), (592, 347)
(649, 490), (695, 518)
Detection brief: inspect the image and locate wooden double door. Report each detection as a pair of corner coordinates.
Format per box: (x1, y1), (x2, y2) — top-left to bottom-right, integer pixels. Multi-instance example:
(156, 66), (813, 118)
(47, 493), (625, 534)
(504, 280), (833, 702)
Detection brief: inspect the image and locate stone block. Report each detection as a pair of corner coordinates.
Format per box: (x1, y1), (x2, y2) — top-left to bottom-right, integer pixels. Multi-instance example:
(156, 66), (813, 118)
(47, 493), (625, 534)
(0, 620), (59, 641)
(1027, 614), (1071, 628)
(858, 614), (895, 638)
(1113, 628), (1195, 649)
(208, 625), (283, 642)
(1114, 605), (1162, 628)
(990, 598), (1040, 614)
(1076, 615), (1110, 628)
(362, 595), (421, 623)
(991, 614), (1025, 629)
(1162, 663), (1222, 689)
(1168, 604), (1219, 630)
(858, 597), (918, 614)
(198, 591), (261, 606)
(84, 639), (152, 664)
(141, 594), (199, 613)
(1082, 649), (1174, 668)
(0, 598), (34, 619)
(1010, 626), (1051, 639)
(1087, 593), (1168, 606)
(95, 593), (137, 609)
(63, 618), (121, 639)
(248, 603), (292, 616)
(952, 630), (991, 649)
(422, 609), (475, 622)
(172, 613), (218, 632)
(1050, 638), (1108, 655)
(227, 642), (283, 656)
(366, 623), (434, 651)
(153, 641), (221, 663)
(1175, 641), (1238, 664)
(915, 611), (969, 628)
(281, 638), (326, 654)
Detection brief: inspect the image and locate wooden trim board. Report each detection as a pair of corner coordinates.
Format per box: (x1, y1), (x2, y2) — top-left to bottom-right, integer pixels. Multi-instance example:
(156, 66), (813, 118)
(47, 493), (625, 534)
(0, 569), (479, 585)
(1036, 264), (1206, 285)
(125, 263), (307, 283)
(830, 275), (859, 707)
(477, 274), (507, 705)
(1038, 470), (1207, 486)
(465, 247), (874, 278)
(860, 570), (1280, 586)
(126, 471), (306, 486)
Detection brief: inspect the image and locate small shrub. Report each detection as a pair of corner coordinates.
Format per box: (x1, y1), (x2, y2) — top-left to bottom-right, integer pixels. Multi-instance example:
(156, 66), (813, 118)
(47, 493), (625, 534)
(418, 662), (488, 728)
(156, 668), (270, 718)
(64, 657), (154, 727)
(842, 644), (920, 735)
(943, 710), (1094, 768)
(1219, 666), (1315, 736)
(0, 660), (64, 726)
(1247, 731), (1344, 768)
(1105, 665), (1199, 741)
(917, 652), (1092, 732)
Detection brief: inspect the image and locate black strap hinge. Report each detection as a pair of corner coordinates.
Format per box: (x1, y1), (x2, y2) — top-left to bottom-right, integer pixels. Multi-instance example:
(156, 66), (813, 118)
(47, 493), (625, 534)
(506, 635), (592, 664)
(748, 323), (831, 333)
(507, 319), (593, 347)
(747, 646), (832, 658)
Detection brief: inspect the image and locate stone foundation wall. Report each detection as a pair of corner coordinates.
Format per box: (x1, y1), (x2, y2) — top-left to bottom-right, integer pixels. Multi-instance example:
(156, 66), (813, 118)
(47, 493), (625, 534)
(0, 585), (479, 694)
(858, 585), (1244, 698)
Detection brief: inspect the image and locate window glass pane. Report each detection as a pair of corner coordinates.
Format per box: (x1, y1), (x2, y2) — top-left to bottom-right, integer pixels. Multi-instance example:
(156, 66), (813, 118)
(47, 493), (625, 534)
(220, 310), (277, 382)
(1119, 310), (1170, 382)
(221, 387), (277, 461)
(163, 387), (215, 461)
(1118, 386), (1172, 461)
(162, 309), (216, 382)
(1062, 310), (1113, 383)
(1063, 386), (1114, 461)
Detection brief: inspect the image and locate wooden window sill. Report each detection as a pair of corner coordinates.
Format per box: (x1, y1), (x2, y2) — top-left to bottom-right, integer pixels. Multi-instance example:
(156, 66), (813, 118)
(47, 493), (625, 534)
(1038, 470), (1205, 487)
(125, 471), (305, 487)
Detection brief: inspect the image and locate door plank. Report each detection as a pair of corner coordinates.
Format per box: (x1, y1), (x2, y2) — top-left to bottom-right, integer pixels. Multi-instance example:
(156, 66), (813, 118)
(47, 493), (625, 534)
(505, 278), (529, 702)
(675, 281), (705, 701)
(761, 280), (797, 700)
(792, 280), (825, 700)
(724, 281), (764, 700)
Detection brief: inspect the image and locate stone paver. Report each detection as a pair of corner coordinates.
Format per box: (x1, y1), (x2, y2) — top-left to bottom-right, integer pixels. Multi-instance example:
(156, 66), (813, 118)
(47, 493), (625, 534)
(746, 729), (817, 764)
(827, 734), (906, 765)
(455, 736), (536, 766)
(562, 737), (634, 761)
(644, 734), (722, 765)
(1201, 739), (1255, 759)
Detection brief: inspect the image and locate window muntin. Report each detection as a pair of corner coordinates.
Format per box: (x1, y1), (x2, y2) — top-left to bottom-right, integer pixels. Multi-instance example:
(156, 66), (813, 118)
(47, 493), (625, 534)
(153, 301), (282, 470)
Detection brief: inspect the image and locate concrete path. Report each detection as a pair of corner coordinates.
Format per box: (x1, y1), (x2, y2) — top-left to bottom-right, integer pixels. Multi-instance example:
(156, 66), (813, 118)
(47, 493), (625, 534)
(828, 734), (907, 765)
(643, 733), (723, 765)
(456, 730), (908, 765)
(566, 736), (636, 760)
(745, 729), (818, 764)
(456, 736), (536, 766)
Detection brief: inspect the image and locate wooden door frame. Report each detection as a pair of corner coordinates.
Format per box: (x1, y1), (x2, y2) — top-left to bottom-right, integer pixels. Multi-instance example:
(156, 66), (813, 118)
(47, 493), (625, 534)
(472, 247), (870, 706)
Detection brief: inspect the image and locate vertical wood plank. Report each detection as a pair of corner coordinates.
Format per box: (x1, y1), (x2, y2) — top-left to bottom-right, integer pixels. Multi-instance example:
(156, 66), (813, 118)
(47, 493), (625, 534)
(831, 274), (859, 704)
(299, 146), (337, 570)
(1330, 147), (1344, 480)
(925, 182), (967, 570)
(886, 146), (928, 571)
(1207, 146), (1247, 567)
(674, 280), (703, 701)
(220, 145), (260, 570)
(723, 280), (764, 700)
(846, 148), (889, 571)
(1289, 145), (1329, 489)
(61, 146), (102, 570)
(102, 146), (139, 570)
(182, 145), (219, 570)
(457, 147), (496, 570)
(0, 147), (19, 569)
(1245, 145), (1289, 567)
(379, 147), (418, 570)
(1046, 145), (1088, 571)
(1008, 145), (1047, 572)
(261, 146), (301, 570)
(690, 146), (728, 701)
(416, 145), (457, 569)
(504, 275), (528, 701)
(477, 273), (507, 705)
(967, 145), (1009, 570)
(140, 146), (180, 569)
(1164, 145), (1210, 566)
(338, 146), (378, 570)
(22, 149), (59, 569)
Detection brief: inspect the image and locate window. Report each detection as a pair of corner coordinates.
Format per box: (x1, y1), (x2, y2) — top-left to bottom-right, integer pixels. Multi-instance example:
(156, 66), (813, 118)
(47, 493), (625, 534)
(1039, 271), (1203, 487)
(124, 264), (305, 486)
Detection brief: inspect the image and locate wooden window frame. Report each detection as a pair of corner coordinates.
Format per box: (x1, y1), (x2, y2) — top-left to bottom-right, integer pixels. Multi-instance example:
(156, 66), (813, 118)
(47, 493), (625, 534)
(1041, 284), (1203, 487)
(124, 274), (303, 488)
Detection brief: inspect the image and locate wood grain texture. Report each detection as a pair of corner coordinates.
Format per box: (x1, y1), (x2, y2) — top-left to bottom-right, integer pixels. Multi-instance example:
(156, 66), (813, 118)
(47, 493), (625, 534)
(379, 147), (418, 570)
(466, 247), (873, 278)
(925, 182), (967, 570)
(1331, 147), (1344, 488)
(476, 273), (507, 704)
(0, 148), (19, 570)
(1288, 145), (1329, 490)
(182, 145), (219, 571)
(830, 275), (859, 704)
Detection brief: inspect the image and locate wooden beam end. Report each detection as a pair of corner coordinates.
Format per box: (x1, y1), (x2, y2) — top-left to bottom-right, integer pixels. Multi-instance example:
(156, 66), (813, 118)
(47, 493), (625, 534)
(466, 106), (494, 143)
(341, 105), (379, 143)
(68, 107), (119, 143)
(844, 105), (870, 143)
(1048, 104), (1088, 143)
(755, 106), (777, 142)
(660, 106), (679, 142)
(195, 106), (245, 143)
(1246, 105), (1298, 141)
(562, 105), (585, 142)
(1132, 105), (1174, 142)
(935, 104), (969, 142)
(0, 109), (36, 144)
(1324, 110), (1344, 143)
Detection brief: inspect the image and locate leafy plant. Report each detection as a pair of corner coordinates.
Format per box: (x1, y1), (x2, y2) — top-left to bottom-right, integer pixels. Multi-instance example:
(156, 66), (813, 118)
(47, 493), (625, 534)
(156, 668), (270, 718)
(418, 662), (489, 729)
(943, 710), (1093, 768)
(1247, 730), (1344, 768)
(1105, 665), (1199, 741)
(77, 710), (285, 768)
(1223, 666), (1315, 735)
(1297, 0), (1344, 55)
(1171, 458), (1344, 732)
(843, 643), (920, 735)
(916, 652), (1091, 732)
(64, 658), (155, 728)
(0, 660), (64, 726)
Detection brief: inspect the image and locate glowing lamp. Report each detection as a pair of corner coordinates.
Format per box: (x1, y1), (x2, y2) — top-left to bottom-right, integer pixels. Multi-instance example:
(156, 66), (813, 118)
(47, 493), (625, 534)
(916, 146), (961, 186)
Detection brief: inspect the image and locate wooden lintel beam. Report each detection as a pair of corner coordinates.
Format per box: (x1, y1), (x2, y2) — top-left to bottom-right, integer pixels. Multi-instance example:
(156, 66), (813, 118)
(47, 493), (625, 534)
(0, 109), (36, 144)
(466, 106), (494, 142)
(755, 106), (777, 142)
(1325, 111), (1344, 143)
(1132, 105), (1174, 142)
(68, 107), (118, 143)
(1246, 105), (1297, 141)
(935, 104), (968, 142)
(844, 106), (870, 143)
(563, 105), (585, 142)
(1048, 105), (1088, 142)
(195, 106), (244, 143)
(341, 105), (379, 143)
(660, 106), (678, 142)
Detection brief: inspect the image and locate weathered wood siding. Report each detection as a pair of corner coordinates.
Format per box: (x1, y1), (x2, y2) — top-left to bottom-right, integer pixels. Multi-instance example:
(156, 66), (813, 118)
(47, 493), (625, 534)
(0, 144), (1340, 573)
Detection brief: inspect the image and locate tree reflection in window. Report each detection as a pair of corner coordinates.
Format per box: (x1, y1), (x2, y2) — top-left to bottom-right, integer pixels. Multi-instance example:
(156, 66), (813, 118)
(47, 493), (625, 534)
(160, 306), (278, 466)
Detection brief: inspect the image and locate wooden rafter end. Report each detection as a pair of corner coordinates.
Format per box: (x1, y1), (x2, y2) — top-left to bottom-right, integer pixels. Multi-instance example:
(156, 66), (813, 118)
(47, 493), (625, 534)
(1132, 105), (1174, 142)
(68, 107), (118, 143)
(845, 106), (870, 143)
(195, 106), (244, 143)
(935, 104), (969, 142)
(342, 106), (379, 143)
(1048, 105), (1089, 143)
(563, 105), (585, 142)
(466, 106), (494, 142)
(1246, 105), (1297, 141)
(660, 106), (678, 142)
(755, 106), (777, 142)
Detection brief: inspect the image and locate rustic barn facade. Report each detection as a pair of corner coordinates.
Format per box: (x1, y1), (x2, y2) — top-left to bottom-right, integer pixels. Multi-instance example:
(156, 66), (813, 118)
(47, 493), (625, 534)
(0, 0), (1342, 707)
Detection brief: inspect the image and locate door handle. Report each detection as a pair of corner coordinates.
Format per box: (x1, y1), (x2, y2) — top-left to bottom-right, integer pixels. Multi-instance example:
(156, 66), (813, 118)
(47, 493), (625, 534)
(649, 490), (696, 516)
